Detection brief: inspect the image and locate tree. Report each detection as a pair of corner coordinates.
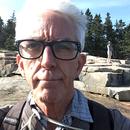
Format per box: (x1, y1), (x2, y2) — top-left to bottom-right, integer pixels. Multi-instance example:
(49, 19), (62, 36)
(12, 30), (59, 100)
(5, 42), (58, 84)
(4, 11), (16, 50)
(0, 17), (6, 49)
(0, 17), (3, 31)
(103, 13), (117, 58)
(114, 20), (126, 58)
(84, 9), (93, 53)
(123, 24), (130, 58)
(87, 14), (105, 56)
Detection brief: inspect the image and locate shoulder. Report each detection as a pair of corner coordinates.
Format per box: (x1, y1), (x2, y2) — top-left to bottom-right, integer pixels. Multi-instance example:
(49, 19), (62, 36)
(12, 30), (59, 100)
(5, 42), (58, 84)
(0, 105), (13, 116)
(88, 99), (113, 120)
(88, 99), (114, 130)
(88, 99), (111, 114)
(110, 109), (130, 130)
(0, 105), (13, 124)
(0, 101), (26, 129)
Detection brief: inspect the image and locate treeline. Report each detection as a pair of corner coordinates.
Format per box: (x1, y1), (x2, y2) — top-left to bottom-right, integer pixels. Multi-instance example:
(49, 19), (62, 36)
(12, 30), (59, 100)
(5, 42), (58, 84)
(84, 9), (130, 59)
(0, 10), (130, 59)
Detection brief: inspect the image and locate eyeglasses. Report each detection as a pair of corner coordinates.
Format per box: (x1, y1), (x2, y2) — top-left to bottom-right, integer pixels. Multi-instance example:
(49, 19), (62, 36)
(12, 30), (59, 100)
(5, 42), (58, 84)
(16, 39), (81, 60)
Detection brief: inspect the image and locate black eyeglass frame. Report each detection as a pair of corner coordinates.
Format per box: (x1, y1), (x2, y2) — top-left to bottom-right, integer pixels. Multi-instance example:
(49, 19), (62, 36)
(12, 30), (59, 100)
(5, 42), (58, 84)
(16, 39), (81, 60)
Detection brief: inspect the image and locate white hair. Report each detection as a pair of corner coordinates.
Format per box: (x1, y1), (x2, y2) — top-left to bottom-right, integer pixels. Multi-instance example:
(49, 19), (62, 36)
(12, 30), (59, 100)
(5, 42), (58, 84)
(16, 0), (87, 50)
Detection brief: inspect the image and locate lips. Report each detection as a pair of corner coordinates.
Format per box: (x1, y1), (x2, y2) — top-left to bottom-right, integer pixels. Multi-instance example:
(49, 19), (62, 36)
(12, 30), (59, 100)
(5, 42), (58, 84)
(35, 78), (62, 90)
(33, 69), (62, 82)
(39, 78), (62, 81)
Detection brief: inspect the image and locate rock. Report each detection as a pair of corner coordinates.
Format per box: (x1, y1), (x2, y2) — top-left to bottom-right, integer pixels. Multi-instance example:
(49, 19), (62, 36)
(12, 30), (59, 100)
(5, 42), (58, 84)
(107, 87), (130, 101)
(79, 55), (130, 101)
(74, 80), (86, 91)
(125, 59), (130, 64)
(114, 90), (130, 101)
(0, 75), (29, 91)
(0, 51), (17, 77)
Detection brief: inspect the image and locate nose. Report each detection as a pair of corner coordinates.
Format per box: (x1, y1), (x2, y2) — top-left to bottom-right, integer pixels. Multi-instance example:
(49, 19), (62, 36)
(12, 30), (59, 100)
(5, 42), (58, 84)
(40, 46), (56, 69)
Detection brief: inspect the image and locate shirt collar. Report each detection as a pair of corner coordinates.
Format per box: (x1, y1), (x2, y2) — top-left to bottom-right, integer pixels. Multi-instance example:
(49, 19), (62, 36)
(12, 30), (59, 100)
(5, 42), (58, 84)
(68, 89), (93, 123)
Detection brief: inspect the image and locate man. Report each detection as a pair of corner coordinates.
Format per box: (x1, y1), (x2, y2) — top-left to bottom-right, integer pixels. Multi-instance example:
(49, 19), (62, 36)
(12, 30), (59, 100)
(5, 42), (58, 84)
(0, 0), (130, 130)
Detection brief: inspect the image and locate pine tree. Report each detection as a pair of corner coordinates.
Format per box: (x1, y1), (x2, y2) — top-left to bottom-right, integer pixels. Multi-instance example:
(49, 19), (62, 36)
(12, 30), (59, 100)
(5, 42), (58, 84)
(4, 11), (16, 50)
(123, 24), (130, 58)
(114, 20), (126, 58)
(84, 9), (93, 53)
(103, 13), (116, 58)
(88, 14), (105, 56)
(0, 17), (6, 49)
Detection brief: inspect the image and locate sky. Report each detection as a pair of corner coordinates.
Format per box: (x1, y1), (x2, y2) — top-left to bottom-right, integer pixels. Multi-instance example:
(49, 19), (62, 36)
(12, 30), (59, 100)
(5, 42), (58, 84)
(0, 0), (130, 25)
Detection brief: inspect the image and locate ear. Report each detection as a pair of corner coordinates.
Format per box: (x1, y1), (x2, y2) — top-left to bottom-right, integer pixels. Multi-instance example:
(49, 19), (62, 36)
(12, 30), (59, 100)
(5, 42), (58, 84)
(16, 54), (25, 77)
(76, 53), (86, 76)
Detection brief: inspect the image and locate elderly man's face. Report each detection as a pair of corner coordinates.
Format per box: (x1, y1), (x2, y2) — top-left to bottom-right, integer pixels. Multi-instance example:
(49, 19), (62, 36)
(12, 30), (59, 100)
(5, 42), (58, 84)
(16, 11), (86, 104)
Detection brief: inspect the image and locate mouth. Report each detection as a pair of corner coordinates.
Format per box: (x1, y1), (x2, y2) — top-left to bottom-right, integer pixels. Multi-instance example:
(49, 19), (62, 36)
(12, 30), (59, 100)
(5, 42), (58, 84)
(37, 77), (62, 81)
(33, 69), (62, 82)
(35, 78), (62, 89)
(37, 79), (62, 83)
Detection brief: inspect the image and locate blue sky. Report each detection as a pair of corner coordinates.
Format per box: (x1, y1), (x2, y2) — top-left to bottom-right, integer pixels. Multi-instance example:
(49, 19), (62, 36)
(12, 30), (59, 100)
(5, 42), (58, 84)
(0, 0), (130, 25)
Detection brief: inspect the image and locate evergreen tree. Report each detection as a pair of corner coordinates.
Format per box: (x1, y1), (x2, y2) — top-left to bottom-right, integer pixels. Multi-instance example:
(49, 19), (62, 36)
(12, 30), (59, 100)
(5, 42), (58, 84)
(123, 24), (130, 58)
(84, 9), (93, 53)
(4, 11), (16, 50)
(103, 13), (116, 58)
(0, 17), (6, 49)
(0, 17), (3, 31)
(88, 14), (105, 56)
(114, 20), (126, 58)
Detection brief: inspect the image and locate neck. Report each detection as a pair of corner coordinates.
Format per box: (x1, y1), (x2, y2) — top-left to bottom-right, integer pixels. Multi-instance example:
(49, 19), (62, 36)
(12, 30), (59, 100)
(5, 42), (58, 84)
(35, 95), (73, 121)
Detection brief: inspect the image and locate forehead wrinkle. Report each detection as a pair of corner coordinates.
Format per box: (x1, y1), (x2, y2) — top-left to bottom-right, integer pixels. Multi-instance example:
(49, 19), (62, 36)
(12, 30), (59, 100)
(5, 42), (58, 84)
(40, 10), (77, 41)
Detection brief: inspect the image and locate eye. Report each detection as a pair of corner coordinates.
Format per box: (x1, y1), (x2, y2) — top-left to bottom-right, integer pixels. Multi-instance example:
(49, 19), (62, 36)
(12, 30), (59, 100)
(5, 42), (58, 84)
(19, 41), (43, 52)
(54, 42), (76, 51)
(26, 41), (41, 49)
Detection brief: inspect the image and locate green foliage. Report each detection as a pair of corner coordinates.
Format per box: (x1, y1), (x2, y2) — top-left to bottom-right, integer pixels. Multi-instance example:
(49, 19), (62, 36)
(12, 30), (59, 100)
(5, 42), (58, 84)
(0, 17), (6, 48)
(0, 11), (16, 51)
(85, 12), (108, 57)
(122, 24), (130, 58)
(114, 20), (126, 58)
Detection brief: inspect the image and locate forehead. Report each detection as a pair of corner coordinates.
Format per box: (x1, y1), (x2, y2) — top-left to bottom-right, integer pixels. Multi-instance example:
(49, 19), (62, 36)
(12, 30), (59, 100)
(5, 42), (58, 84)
(40, 10), (77, 40)
(17, 10), (77, 41)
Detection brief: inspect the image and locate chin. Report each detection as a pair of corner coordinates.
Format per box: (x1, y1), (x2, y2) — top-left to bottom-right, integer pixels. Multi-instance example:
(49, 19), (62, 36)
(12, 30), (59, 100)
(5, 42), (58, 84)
(38, 88), (63, 104)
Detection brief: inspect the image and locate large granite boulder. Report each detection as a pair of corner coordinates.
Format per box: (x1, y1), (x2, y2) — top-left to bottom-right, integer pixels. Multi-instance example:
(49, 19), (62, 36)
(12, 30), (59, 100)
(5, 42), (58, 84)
(79, 54), (130, 101)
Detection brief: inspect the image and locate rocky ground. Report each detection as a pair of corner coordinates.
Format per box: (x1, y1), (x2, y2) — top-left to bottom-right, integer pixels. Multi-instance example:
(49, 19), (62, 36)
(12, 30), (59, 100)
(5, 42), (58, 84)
(85, 92), (130, 119)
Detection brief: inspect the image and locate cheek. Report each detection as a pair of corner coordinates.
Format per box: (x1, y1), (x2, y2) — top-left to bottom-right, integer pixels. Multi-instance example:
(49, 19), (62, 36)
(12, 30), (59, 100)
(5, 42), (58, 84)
(24, 59), (40, 71)
(23, 61), (34, 73)
(22, 60), (39, 86)
(60, 61), (78, 79)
